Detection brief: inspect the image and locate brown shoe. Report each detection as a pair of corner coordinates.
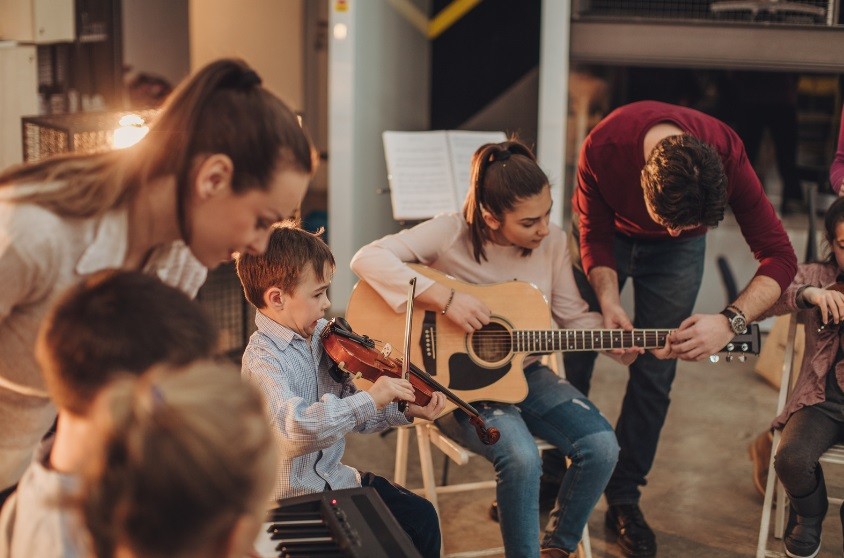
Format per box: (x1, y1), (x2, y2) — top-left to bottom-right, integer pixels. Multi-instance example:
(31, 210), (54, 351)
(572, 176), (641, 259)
(540, 548), (571, 558)
(749, 429), (773, 497)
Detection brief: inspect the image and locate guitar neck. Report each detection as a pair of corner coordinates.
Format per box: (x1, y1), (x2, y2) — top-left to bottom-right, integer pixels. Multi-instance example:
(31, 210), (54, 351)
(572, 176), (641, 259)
(513, 329), (671, 353)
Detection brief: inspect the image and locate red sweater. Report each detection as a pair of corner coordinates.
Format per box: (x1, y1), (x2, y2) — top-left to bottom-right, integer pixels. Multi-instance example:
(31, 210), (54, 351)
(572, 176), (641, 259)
(572, 100), (797, 292)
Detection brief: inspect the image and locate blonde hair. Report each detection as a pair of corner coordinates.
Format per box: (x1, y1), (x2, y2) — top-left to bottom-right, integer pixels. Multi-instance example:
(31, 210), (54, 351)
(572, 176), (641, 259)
(81, 360), (277, 558)
(0, 58), (316, 237)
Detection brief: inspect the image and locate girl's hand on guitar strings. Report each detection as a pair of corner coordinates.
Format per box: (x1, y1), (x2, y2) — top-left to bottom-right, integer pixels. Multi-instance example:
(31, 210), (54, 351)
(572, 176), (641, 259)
(443, 291), (491, 333)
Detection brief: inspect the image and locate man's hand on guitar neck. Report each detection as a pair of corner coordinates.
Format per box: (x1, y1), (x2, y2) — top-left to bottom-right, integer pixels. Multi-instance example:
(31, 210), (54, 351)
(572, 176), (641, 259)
(600, 302), (644, 365)
(668, 313), (735, 361)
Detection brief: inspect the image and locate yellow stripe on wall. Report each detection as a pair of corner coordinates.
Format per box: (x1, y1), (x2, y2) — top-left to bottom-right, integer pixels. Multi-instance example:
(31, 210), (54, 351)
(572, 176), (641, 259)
(428, 0), (484, 39)
(385, 0), (485, 40)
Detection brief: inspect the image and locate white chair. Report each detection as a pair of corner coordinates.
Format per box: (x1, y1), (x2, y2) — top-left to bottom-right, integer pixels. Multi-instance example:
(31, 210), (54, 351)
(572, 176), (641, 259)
(756, 312), (844, 557)
(394, 421), (592, 558)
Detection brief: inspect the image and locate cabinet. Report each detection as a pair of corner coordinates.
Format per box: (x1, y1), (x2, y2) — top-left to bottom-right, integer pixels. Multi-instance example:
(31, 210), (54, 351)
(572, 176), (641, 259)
(0, 44), (38, 169)
(0, 0), (75, 43)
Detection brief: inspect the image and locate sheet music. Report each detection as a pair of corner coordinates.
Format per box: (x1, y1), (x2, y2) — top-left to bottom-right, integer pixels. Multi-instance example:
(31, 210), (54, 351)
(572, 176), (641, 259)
(383, 130), (507, 221)
(382, 131), (457, 220)
(446, 130), (508, 206)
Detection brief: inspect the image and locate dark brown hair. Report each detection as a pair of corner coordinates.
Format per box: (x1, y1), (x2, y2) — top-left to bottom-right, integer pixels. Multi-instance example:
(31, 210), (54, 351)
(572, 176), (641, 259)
(82, 360), (276, 558)
(236, 220), (335, 309)
(0, 58), (317, 244)
(823, 196), (844, 264)
(462, 138), (549, 262)
(641, 134), (727, 230)
(37, 270), (218, 415)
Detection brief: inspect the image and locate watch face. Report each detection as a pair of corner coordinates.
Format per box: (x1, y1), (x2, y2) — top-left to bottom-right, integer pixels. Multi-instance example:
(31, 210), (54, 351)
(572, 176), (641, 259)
(732, 315), (747, 334)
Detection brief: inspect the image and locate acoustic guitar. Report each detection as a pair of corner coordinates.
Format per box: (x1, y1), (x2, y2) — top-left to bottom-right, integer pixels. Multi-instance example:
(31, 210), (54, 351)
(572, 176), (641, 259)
(345, 264), (760, 414)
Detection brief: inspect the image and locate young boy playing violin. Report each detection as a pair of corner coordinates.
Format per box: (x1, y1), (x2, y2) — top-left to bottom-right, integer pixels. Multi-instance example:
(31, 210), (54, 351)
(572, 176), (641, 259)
(235, 221), (446, 558)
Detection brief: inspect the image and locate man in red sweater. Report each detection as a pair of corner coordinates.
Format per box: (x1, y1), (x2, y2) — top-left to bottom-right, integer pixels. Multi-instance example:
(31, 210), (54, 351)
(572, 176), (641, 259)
(563, 101), (797, 557)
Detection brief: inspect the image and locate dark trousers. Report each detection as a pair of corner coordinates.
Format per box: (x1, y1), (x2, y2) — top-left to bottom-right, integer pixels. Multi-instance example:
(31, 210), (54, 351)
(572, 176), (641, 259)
(548, 229), (706, 505)
(734, 104), (802, 204)
(360, 472), (441, 558)
(776, 405), (844, 497)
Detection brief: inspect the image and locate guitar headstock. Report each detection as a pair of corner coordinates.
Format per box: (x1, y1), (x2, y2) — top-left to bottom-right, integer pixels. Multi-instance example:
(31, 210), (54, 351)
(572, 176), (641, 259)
(709, 323), (761, 363)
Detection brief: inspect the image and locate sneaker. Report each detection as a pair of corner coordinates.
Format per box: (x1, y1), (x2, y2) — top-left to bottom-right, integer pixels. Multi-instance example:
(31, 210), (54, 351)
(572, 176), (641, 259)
(605, 503), (657, 557)
(749, 429), (773, 497)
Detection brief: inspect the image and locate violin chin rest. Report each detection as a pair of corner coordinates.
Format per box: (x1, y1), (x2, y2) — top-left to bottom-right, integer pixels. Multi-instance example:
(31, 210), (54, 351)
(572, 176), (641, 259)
(334, 316), (353, 333)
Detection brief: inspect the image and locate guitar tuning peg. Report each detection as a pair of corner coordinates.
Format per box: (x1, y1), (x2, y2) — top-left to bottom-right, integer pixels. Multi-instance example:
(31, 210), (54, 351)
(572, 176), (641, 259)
(726, 355), (734, 363)
(738, 355), (747, 363)
(740, 343), (749, 352)
(709, 354), (720, 363)
(726, 343), (735, 352)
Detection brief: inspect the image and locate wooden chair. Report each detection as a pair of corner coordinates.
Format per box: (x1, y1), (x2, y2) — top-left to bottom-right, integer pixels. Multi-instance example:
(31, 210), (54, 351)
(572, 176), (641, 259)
(394, 421), (592, 558)
(755, 312), (844, 557)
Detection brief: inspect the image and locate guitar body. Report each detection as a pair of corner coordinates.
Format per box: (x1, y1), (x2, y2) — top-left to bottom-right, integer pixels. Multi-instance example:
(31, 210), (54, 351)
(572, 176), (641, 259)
(345, 264), (546, 413)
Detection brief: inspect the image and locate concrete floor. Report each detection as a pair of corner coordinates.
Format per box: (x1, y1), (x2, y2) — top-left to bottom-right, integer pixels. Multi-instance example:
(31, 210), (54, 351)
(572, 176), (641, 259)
(344, 351), (844, 558)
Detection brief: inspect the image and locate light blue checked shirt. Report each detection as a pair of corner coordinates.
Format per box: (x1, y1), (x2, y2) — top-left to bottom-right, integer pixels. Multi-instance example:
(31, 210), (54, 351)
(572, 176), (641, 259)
(242, 312), (410, 501)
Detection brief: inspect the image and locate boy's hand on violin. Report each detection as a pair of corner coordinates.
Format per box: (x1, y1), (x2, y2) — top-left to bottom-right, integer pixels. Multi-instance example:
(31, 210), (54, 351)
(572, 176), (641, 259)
(444, 292), (491, 333)
(804, 286), (844, 324)
(406, 391), (447, 421)
(367, 376), (415, 410)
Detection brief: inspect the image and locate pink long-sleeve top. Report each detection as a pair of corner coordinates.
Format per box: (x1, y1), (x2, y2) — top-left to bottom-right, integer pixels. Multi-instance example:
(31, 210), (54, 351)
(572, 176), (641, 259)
(350, 213), (603, 332)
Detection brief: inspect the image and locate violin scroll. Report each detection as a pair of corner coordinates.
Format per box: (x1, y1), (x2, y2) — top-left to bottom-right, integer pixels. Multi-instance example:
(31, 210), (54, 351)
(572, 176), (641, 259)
(470, 416), (500, 446)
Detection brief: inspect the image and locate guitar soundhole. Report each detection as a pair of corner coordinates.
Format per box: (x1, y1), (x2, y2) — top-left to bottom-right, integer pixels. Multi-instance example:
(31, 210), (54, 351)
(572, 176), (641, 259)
(471, 322), (512, 365)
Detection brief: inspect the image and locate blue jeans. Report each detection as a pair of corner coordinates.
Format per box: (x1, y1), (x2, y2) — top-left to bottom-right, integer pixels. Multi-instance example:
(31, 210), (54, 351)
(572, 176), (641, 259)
(436, 364), (618, 557)
(562, 228), (706, 506)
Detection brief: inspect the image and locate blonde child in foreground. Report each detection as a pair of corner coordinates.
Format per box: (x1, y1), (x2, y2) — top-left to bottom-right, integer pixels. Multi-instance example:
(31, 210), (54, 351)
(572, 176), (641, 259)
(236, 222), (445, 558)
(81, 359), (276, 558)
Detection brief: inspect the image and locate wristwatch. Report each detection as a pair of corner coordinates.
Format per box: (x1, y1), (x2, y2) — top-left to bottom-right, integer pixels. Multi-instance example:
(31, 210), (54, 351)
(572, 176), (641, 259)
(720, 305), (747, 335)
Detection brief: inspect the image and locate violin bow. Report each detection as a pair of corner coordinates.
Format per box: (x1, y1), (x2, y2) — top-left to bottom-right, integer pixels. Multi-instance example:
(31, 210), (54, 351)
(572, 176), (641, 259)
(398, 277), (417, 412)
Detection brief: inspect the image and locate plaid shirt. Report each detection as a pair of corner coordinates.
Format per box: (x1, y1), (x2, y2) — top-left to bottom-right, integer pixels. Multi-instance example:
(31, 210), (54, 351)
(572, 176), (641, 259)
(242, 312), (410, 501)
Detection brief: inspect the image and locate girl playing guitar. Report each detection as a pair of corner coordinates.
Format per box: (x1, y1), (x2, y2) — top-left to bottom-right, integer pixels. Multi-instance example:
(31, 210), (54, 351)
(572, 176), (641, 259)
(351, 138), (642, 558)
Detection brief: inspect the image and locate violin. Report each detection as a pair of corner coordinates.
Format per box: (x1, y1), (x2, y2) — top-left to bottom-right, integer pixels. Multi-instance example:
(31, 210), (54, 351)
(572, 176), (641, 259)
(320, 317), (500, 445)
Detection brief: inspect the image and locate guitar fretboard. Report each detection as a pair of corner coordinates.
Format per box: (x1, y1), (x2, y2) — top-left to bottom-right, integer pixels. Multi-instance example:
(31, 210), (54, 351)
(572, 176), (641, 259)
(512, 329), (671, 353)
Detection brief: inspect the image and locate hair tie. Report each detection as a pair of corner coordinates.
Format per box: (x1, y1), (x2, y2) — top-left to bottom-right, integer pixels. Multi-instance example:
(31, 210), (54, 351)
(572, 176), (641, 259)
(150, 384), (165, 408)
(496, 149), (511, 162)
(225, 69), (262, 91)
(141, 383), (166, 416)
(239, 69), (262, 88)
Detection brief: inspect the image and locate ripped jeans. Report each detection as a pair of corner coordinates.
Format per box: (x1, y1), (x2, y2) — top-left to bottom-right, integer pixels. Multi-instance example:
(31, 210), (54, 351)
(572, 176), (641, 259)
(436, 363), (618, 557)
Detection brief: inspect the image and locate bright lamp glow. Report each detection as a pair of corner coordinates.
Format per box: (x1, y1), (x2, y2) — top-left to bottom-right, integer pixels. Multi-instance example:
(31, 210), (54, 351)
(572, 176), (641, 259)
(112, 114), (149, 149)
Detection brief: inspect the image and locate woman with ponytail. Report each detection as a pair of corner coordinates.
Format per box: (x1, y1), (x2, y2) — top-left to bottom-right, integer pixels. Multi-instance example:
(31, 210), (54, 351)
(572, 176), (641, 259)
(0, 58), (316, 500)
(351, 138), (637, 558)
